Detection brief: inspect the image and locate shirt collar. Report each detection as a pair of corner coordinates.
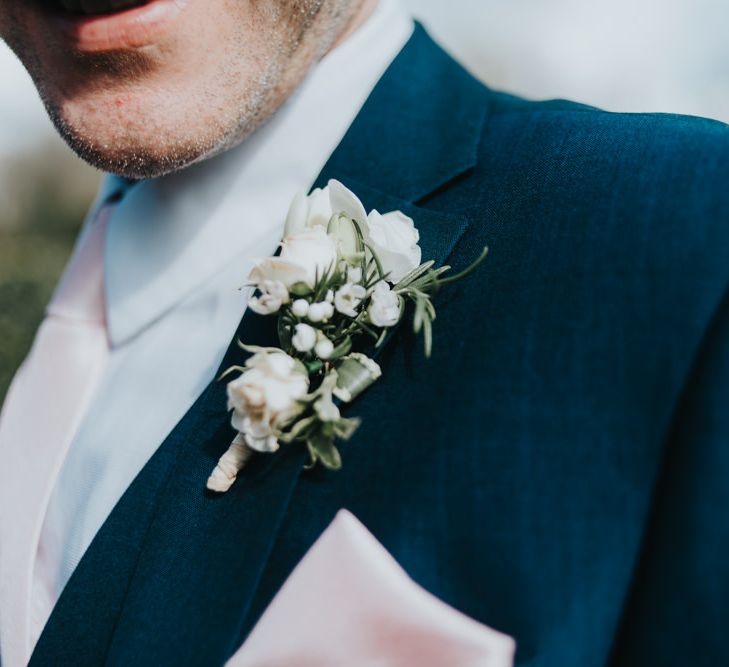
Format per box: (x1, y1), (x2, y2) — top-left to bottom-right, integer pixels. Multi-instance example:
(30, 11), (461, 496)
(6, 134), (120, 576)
(101, 0), (413, 347)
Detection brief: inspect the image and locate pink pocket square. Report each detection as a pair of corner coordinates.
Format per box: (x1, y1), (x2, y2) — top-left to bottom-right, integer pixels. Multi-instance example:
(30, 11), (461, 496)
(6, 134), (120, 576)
(228, 510), (515, 667)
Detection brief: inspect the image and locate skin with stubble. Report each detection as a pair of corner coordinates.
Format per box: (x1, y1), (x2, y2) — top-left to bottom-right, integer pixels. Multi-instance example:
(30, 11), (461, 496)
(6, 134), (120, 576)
(0, 0), (375, 178)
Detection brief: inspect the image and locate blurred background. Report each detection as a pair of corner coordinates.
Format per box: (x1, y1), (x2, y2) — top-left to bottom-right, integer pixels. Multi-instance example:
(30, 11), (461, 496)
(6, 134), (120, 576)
(1, 0), (728, 398)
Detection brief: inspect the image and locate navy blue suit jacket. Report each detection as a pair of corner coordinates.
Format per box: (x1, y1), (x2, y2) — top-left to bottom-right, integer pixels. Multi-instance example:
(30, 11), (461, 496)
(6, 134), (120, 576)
(31, 25), (729, 666)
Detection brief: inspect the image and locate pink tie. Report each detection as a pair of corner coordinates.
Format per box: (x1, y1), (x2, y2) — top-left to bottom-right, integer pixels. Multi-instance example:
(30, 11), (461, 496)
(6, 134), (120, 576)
(0, 203), (113, 664)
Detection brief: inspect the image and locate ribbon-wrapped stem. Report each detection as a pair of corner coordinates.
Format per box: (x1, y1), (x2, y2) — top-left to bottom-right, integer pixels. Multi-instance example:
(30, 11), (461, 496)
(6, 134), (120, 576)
(207, 433), (254, 493)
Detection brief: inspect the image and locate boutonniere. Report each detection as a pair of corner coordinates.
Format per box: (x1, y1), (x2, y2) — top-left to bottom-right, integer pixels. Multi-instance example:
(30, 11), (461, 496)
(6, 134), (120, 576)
(207, 180), (487, 493)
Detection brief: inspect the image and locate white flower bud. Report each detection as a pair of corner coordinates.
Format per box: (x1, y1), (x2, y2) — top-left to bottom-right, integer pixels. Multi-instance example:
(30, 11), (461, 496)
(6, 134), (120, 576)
(291, 299), (310, 318)
(326, 289), (335, 303)
(347, 266), (363, 284)
(308, 301), (335, 323)
(315, 337), (335, 360)
(292, 323), (317, 352)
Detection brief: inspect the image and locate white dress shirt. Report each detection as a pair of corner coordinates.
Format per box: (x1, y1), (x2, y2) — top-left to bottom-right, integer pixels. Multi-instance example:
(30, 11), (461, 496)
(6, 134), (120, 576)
(29, 0), (413, 649)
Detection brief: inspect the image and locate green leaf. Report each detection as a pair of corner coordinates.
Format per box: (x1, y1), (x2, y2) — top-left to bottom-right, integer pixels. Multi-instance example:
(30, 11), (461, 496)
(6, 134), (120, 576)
(413, 295), (426, 334)
(304, 359), (324, 375)
(329, 336), (353, 360)
(362, 241), (389, 282)
(393, 260), (435, 289)
(308, 432), (342, 470)
(407, 266), (451, 292)
(423, 313), (433, 358)
(305, 441), (318, 470)
(216, 365), (246, 382)
(332, 416), (361, 440)
(314, 393), (341, 422)
(434, 246), (489, 288)
(277, 316), (293, 351)
(279, 415), (318, 443)
(289, 282), (313, 298)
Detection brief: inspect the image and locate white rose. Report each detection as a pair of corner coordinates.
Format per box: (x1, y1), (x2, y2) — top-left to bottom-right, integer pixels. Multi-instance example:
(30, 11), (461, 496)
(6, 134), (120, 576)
(280, 180), (422, 285)
(248, 257), (308, 289)
(329, 181), (422, 283)
(279, 226), (338, 288)
(284, 187), (336, 236)
(366, 210), (421, 283)
(249, 227), (337, 290)
(328, 180), (369, 227)
(248, 280), (289, 315)
(284, 181), (369, 263)
(292, 323), (317, 352)
(280, 227), (337, 287)
(368, 282), (401, 328)
(334, 282), (367, 318)
(227, 350), (309, 453)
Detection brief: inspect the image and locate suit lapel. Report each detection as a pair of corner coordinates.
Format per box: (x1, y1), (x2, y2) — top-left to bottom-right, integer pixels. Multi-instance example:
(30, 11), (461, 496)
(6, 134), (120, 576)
(30, 24), (489, 665)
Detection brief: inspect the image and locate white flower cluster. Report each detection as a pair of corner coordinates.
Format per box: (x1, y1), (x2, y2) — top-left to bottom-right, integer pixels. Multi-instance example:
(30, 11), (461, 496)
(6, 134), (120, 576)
(246, 180), (421, 339)
(208, 181), (456, 493)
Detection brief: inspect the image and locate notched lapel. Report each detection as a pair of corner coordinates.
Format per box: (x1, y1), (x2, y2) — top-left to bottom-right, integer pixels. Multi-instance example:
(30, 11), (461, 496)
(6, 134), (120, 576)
(99, 181), (471, 666)
(32, 26), (488, 666)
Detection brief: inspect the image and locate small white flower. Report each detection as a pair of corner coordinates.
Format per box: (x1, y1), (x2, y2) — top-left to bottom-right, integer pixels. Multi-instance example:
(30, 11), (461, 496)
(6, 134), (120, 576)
(326, 289), (335, 303)
(292, 323), (317, 353)
(308, 301), (334, 323)
(368, 282), (401, 328)
(227, 350), (309, 453)
(247, 280), (289, 315)
(315, 337), (335, 360)
(366, 210), (422, 283)
(334, 283), (367, 318)
(347, 265), (363, 284)
(291, 299), (310, 318)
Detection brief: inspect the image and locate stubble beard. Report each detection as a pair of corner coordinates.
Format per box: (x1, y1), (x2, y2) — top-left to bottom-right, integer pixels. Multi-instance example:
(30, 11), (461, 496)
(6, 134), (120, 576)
(23, 0), (358, 179)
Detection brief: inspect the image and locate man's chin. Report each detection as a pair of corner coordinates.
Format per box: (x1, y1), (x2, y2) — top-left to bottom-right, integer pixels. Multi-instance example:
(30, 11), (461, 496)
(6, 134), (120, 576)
(46, 106), (227, 179)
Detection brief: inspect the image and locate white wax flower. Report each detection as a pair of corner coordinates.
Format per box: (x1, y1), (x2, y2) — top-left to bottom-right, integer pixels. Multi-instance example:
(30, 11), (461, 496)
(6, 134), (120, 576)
(368, 282), (401, 328)
(334, 282), (367, 318)
(291, 299), (310, 318)
(248, 280), (289, 315)
(315, 337), (335, 360)
(307, 301), (334, 323)
(292, 323), (317, 352)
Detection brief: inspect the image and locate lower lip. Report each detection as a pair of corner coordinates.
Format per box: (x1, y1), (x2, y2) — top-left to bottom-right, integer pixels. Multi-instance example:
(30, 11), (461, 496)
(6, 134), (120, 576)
(52, 0), (188, 53)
